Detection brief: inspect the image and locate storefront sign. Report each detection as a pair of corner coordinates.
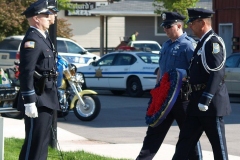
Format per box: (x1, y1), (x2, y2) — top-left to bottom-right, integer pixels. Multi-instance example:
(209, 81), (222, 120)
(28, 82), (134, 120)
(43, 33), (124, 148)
(65, 2), (108, 16)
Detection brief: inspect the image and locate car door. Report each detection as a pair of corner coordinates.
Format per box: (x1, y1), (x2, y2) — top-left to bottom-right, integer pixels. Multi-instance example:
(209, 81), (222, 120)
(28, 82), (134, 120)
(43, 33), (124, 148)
(108, 53), (134, 88)
(225, 54), (240, 94)
(82, 54), (116, 88)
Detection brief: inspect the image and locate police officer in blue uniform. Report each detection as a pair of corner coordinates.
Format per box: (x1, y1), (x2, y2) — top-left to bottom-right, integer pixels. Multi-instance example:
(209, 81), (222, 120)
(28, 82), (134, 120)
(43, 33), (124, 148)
(172, 8), (231, 160)
(136, 12), (202, 160)
(17, 1), (59, 159)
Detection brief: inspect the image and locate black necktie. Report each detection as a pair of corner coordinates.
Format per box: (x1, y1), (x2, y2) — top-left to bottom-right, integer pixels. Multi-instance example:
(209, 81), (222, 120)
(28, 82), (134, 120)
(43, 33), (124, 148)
(45, 31), (58, 60)
(193, 40), (202, 57)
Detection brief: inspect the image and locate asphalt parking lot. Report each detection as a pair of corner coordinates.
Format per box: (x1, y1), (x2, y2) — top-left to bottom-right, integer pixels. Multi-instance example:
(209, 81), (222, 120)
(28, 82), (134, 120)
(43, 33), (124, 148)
(58, 91), (240, 157)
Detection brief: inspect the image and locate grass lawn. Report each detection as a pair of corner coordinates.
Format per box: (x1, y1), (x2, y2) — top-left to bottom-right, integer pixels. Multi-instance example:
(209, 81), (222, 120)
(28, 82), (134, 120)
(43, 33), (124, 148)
(4, 138), (128, 160)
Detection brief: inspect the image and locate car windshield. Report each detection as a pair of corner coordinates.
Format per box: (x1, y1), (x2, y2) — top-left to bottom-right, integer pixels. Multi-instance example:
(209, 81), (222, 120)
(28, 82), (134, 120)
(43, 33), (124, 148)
(133, 43), (161, 51)
(0, 39), (22, 50)
(61, 55), (91, 64)
(136, 53), (159, 64)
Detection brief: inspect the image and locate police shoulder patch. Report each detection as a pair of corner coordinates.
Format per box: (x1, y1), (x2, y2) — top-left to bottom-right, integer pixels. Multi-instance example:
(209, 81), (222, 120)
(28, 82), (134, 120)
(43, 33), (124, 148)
(212, 43), (220, 54)
(24, 41), (35, 48)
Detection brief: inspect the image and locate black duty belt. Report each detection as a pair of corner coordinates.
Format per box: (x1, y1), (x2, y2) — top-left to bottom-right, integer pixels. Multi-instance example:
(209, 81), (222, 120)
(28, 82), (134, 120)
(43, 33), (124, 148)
(191, 80), (224, 92)
(34, 71), (57, 81)
(33, 70), (57, 95)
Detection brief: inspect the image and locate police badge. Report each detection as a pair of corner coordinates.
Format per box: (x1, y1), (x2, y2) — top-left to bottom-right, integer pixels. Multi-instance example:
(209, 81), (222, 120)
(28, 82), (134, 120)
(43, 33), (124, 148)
(145, 69), (182, 127)
(162, 13), (166, 20)
(212, 43), (220, 54)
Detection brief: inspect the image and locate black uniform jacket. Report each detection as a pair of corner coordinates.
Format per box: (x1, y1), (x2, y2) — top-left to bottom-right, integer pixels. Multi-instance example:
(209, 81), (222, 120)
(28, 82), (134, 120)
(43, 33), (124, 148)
(187, 30), (231, 116)
(17, 27), (59, 111)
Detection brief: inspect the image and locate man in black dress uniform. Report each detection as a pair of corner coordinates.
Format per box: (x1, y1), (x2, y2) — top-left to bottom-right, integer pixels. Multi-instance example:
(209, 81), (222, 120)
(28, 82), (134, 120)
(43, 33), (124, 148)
(172, 8), (231, 160)
(48, 0), (59, 24)
(17, 1), (59, 159)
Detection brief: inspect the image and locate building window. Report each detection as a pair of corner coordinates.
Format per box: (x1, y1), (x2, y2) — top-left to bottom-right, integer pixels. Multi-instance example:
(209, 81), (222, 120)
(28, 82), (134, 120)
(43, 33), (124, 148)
(155, 16), (165, 36)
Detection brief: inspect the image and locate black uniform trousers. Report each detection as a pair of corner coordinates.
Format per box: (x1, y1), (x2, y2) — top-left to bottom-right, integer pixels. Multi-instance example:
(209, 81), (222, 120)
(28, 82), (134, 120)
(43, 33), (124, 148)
(172, 116), (228, 160)
(19, 107), (53, 160)
(136, 98), (202, 160)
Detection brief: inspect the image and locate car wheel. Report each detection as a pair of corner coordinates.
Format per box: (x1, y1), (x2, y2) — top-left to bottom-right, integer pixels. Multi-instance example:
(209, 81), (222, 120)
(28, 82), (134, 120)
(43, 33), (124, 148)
(110, 90), (125, 96)
(127, 77), (144, 97)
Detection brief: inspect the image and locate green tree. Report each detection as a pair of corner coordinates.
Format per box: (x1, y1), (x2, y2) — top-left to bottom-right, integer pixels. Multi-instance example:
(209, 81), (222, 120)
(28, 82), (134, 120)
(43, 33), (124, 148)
(0, 1), (26, 40)
(153, 0), (199, 25)
(0, 0), (73, 40)
(56, 18), (72, 39)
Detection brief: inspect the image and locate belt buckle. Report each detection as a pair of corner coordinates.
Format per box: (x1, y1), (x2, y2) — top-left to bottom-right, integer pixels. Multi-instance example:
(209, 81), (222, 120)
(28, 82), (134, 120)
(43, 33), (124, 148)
(193, 84), (199, 91)
(193, 84), (206, 91)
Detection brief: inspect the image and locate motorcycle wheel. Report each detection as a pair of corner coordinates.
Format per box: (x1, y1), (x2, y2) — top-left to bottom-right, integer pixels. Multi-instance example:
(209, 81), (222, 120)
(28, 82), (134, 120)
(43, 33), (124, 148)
(0, 101), (24, 119)
(73, 94), (101, 121)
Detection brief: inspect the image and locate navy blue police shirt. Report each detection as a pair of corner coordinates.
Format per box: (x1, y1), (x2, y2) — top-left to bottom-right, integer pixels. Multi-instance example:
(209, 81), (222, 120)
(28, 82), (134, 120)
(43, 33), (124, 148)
(17, 27), (59, 111)
(159, 32), (196, 77)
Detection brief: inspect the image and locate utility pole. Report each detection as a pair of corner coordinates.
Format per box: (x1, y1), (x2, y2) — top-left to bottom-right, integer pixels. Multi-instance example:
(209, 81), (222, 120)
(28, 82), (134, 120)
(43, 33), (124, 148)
(49, 12), (58, 149)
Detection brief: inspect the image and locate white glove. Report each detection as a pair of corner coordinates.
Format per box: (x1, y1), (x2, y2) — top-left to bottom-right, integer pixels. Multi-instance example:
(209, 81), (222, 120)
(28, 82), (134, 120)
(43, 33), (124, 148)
(198, 103), (208, 111)
(24, 103), (38, 118)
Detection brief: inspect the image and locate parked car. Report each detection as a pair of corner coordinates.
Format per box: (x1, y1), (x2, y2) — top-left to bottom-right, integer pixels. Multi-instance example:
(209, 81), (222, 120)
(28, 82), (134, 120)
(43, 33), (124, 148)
(77, 50), (159, 97)
(0, 35), (99, 69)
(127, 40), (161, 54)
(225, 53), (240, 95)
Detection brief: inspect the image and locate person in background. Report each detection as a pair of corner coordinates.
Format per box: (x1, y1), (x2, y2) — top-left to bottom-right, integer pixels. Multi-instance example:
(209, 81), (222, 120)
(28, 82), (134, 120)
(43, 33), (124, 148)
(17, 1), (59, 159)
(45, 0), (64, 87)
(129, 31), (139, 41)
(47, 0), (59, 25)
(172, 8), (231, 160)
(136, 11), (202, 160)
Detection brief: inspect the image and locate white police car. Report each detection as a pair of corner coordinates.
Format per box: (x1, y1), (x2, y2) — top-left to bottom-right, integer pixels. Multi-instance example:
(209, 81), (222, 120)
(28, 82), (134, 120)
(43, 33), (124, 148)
(77, 50), (159, 97)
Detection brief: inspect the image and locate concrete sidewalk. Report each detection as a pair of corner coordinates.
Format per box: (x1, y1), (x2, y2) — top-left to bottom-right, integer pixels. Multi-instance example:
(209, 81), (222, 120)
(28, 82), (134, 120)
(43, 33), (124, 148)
(3, 117), (240, 160)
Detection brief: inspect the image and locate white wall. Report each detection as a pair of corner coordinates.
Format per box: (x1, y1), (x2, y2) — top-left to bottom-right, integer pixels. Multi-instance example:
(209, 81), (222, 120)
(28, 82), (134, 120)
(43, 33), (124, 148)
(57, 10), (125, 48)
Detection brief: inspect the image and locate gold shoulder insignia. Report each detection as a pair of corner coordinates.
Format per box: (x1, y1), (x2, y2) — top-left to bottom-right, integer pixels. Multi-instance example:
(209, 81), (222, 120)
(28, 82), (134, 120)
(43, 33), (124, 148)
(24, 41), (35, 48)
(212, 43), (220, 54)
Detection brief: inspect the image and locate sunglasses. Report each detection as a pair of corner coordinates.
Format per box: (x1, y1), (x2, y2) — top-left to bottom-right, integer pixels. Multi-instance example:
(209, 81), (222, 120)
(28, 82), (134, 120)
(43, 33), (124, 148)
(163, 24), (176, 29)
(188, 19), (202, 25)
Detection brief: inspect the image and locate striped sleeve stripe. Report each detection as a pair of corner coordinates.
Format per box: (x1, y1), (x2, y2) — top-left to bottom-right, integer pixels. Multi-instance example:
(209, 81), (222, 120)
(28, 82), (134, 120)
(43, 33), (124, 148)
(202, 92), (213, 99)
(21, 90), (35, 96)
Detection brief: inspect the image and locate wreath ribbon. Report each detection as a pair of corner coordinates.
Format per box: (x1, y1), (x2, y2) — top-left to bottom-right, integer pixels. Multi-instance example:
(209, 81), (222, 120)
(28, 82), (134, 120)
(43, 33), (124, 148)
(145, 69), (182, 127)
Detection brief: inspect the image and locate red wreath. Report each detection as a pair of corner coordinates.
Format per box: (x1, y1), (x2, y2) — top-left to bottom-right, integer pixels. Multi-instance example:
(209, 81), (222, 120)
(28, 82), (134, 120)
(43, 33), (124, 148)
(147, 73), (171, 116)
(145, 69), (182, 127)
